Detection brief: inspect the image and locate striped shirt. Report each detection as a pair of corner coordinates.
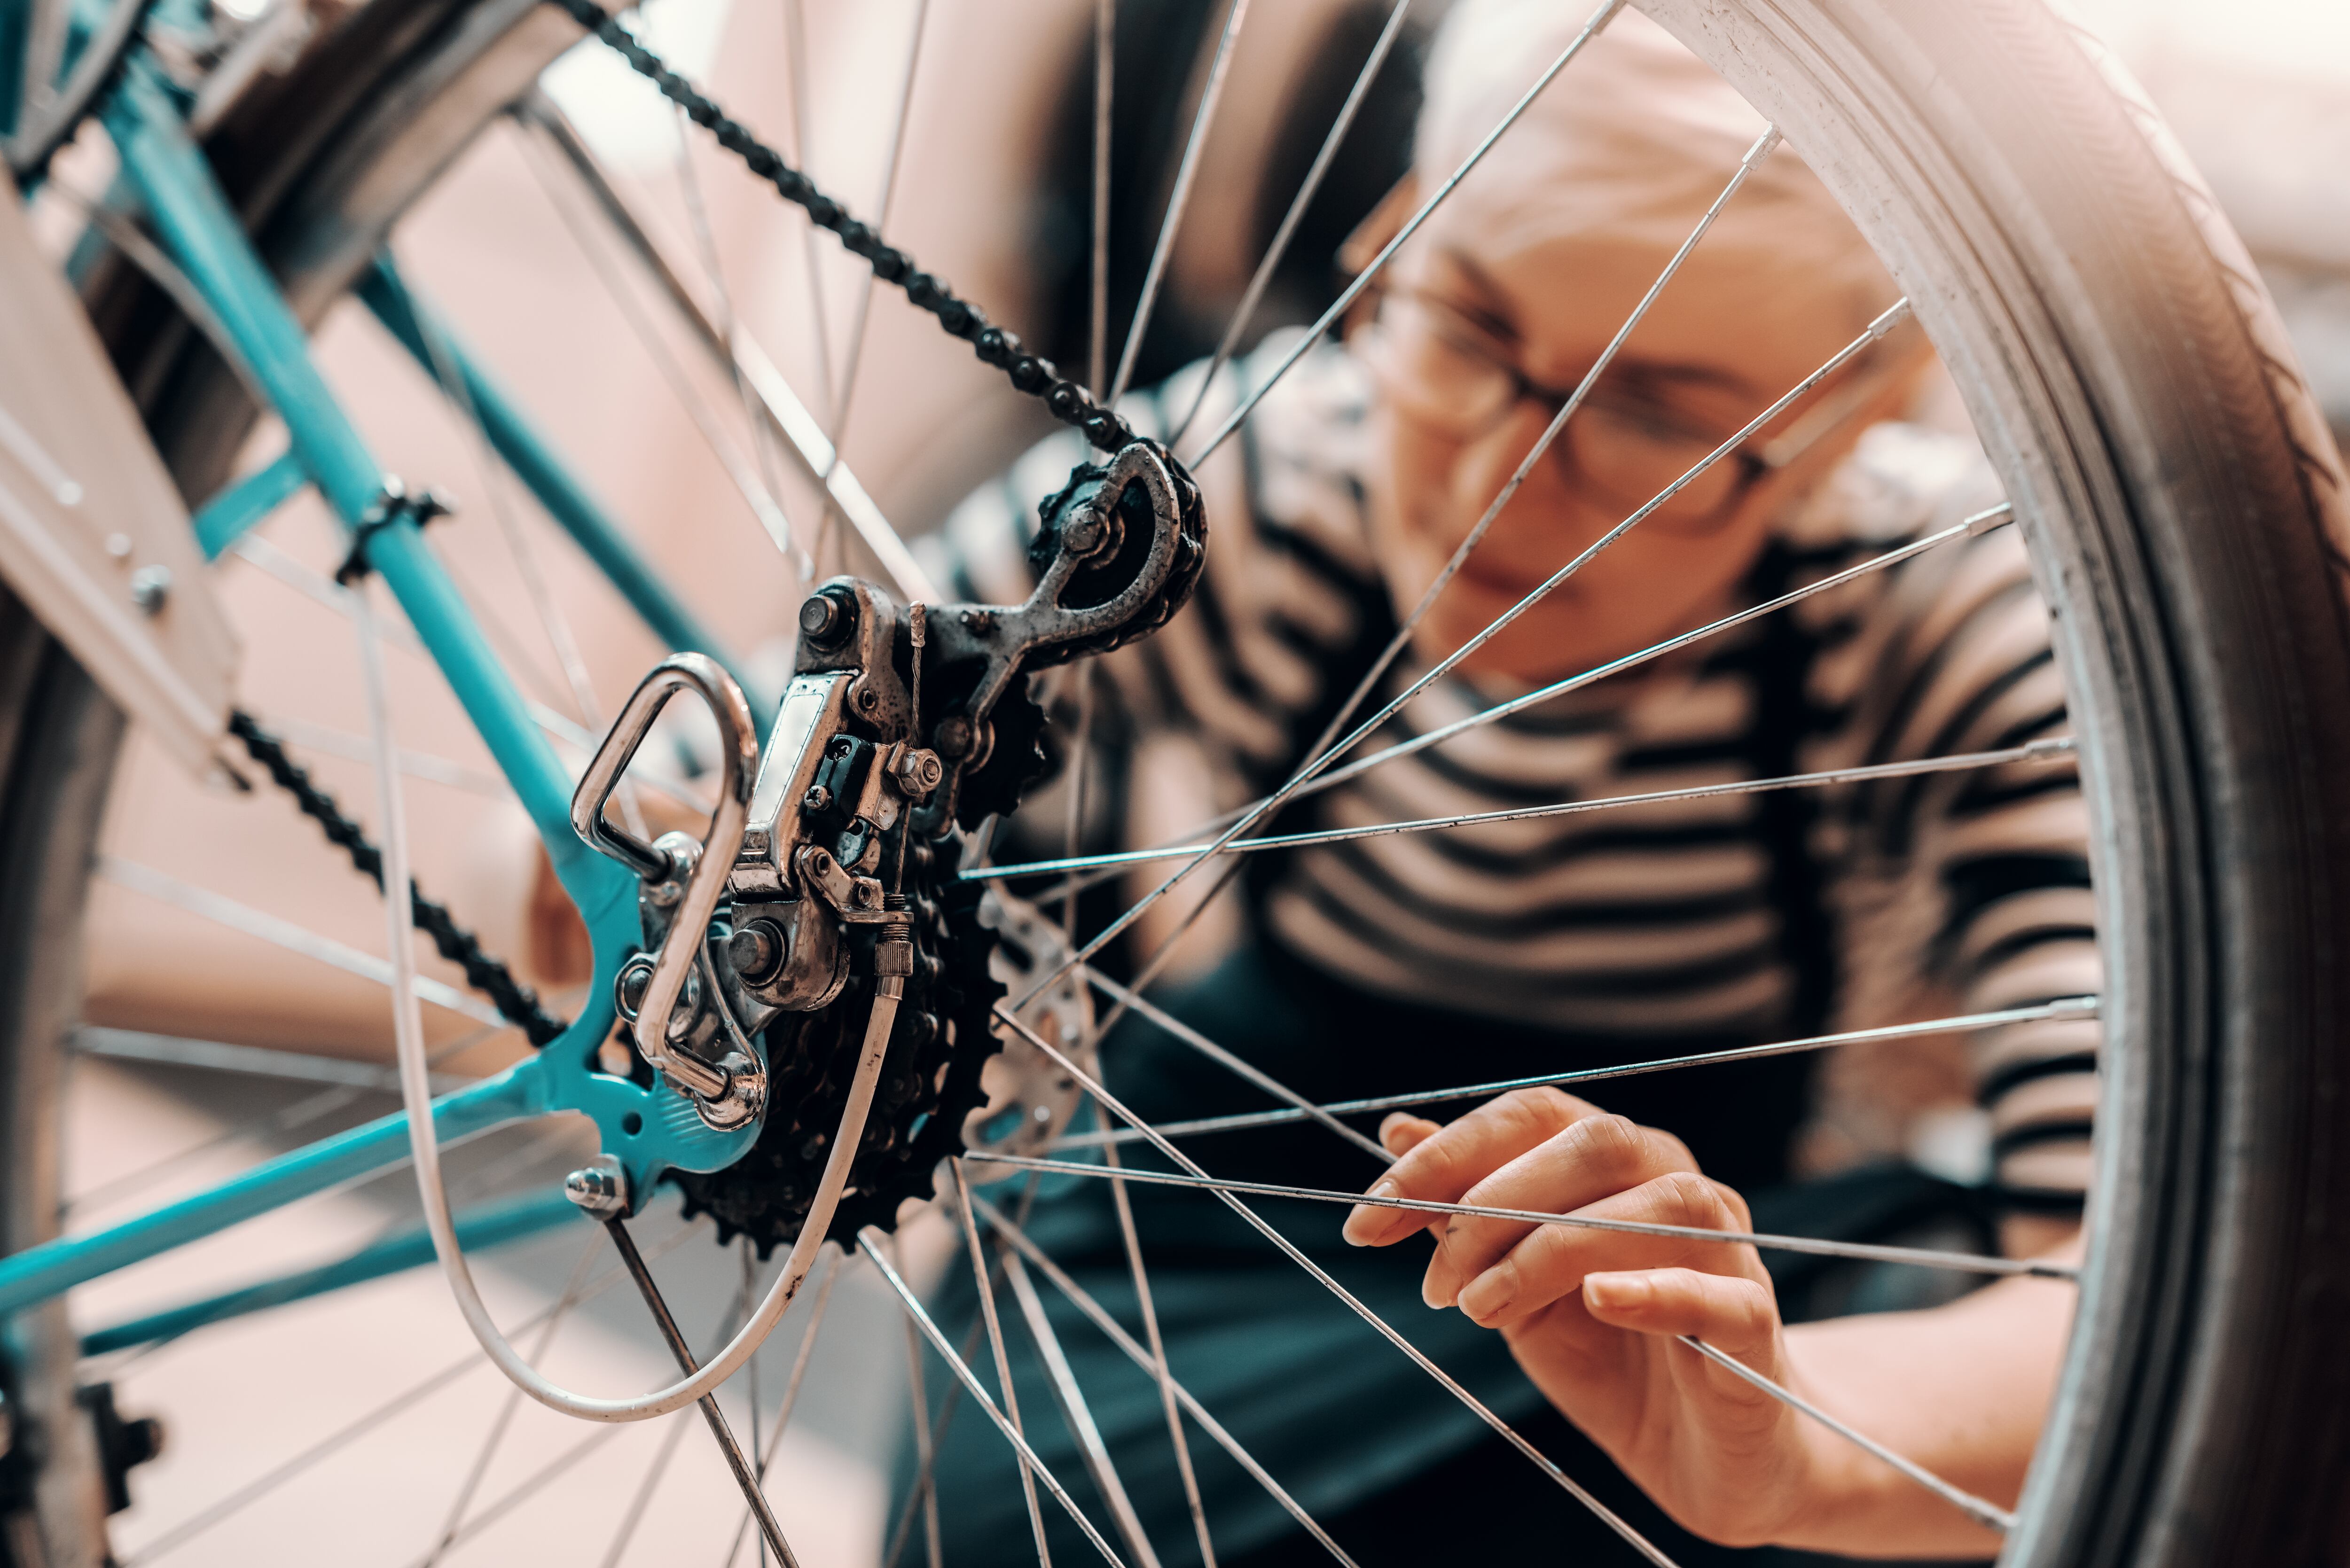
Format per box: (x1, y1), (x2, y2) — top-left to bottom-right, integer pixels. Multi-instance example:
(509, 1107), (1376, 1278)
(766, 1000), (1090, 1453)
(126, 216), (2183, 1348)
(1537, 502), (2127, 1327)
(925, 336), (2099, 1202)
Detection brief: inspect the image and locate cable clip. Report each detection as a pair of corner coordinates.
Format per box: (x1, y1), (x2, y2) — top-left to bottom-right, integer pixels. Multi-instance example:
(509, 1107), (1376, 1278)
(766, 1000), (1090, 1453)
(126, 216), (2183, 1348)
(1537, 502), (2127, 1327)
(335, 478), (455, 587)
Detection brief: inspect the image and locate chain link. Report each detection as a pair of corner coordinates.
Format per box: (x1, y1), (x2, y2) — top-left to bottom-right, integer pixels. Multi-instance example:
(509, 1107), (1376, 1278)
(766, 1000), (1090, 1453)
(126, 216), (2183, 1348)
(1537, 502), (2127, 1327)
(227, 711), (569, 1045)
(547, 0), (1139, 453)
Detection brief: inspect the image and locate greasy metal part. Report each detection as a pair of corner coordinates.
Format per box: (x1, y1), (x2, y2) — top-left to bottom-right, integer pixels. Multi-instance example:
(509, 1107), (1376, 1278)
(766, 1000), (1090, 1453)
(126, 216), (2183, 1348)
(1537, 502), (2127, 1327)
(570, 653), (760, 1123)
(911, 442), (1206, 831)
(601, 1217), (799, 1567)
(962, 889), (1093, 1180)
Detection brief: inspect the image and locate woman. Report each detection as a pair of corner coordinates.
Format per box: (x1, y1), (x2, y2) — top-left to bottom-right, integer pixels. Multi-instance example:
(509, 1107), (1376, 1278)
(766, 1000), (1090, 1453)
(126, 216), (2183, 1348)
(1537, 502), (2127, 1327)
(913, 3), (2094, 1560)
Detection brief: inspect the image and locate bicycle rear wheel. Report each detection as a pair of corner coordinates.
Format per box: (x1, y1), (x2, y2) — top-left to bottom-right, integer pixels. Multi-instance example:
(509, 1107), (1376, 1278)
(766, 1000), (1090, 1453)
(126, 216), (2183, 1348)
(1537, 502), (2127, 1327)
(1, 0), (2345, 1563)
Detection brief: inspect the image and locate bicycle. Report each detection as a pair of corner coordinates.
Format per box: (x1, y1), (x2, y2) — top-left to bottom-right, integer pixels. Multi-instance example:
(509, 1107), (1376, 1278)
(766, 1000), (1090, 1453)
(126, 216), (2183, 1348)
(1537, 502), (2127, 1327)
(0, 0), (2346, 1563)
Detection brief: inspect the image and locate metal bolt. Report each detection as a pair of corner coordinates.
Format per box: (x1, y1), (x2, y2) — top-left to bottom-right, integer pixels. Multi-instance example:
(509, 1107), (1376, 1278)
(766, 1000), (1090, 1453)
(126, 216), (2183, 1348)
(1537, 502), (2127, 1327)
(615, 957), (655, 1020)
(128, 565), (170, 616)
(1063, 512), (1106, 556)
(934, 715), (975, 758)
(856, 686), (880, 711)
(563, 1156), (628, 1217)
(802, 783), (833, 814)
(729, 919), (785, 984)
(891, 747), (944, 801)
(799, 591), (852, 647)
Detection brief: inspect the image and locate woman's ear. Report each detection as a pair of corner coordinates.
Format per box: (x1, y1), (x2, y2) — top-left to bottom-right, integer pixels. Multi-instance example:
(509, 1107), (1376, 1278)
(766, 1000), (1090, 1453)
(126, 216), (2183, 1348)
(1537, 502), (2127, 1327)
(1337, 174), (1419, 338)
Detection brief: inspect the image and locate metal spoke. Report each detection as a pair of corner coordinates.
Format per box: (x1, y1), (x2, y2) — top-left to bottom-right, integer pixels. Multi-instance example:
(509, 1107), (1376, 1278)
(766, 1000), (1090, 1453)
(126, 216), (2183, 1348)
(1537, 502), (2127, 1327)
(972, 1194), (1361, 1568)
(391, 242), (627, 764)
(408, 1423), (625, 1567)
(1053, 996), (2099, 1152)
(603, 1246), (765, 1568)
(421, 1231), (608, 1565)
(896, 1244), (947, 1568)
(1165, 0), (1415, 447)
(116, 1215), (712, 1564)
(64, 1018), (517, 1217)
(1186, 0), (1627, 463)
(1107, 0), (1254, 405)
(671, 104), (813, 586)
(965, 1150), (2077, 1282)
(1101, 1137), (1217, 1568)
(514, 95), (939, 603)
(1080, 967), (1388, 1163)
(719, 1247), (848, 1568)
(861, 1231), (1133, 1568)
(603, 1217), (800, 1567)
(1088, 0), (1112, 397)
(987, 734), (2073, 884)
(98, 857), (502, 1026)
(513, 115), (808, 569)
(1189, 121), (1782, 781)
(1677, 1337), (2015, 1532)
(1000, 1248), (1164, 1568)
(246, 712), (512, 800)
(982, 1009), (1684, 1567)
(1018, 300), (1917, 1010)
(950, 1163), (1056, 1567)
(221, 535), (718, 813)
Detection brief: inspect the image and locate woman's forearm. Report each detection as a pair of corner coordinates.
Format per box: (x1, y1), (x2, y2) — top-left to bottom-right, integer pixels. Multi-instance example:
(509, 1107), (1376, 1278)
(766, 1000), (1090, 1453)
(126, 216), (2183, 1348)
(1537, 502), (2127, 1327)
(1774, 1262), (2078, 1556)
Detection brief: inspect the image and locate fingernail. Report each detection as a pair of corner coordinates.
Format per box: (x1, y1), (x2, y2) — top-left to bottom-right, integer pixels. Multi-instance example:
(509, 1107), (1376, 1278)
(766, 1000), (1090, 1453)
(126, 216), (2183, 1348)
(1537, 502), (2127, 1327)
(1585, 1272), (1648, 1311)
(1457, 1266), (1513, 1323)
(1343, 1180), (1403, 1246)
(1423, 1253), (1459, 1309)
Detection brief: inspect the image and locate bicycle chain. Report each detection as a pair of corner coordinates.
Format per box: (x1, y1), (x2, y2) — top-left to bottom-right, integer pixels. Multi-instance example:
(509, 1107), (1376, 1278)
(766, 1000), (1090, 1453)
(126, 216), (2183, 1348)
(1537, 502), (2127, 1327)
(548, 0), (1139, 452)
(227, 711), (569, 1045)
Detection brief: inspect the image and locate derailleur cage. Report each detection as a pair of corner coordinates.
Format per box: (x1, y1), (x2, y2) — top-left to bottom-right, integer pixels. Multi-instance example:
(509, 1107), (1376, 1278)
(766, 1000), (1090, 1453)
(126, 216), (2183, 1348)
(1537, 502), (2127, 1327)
(570, 439), (1205, 1156)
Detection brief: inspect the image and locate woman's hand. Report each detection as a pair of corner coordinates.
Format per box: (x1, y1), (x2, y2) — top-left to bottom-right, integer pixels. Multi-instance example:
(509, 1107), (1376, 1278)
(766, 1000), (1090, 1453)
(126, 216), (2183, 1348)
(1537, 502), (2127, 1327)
(1340, 1087), (1851, 1548)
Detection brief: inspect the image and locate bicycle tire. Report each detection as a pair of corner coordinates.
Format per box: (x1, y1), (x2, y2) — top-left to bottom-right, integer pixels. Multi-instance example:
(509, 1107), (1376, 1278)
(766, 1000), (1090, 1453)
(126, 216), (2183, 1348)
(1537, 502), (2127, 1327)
(0, 0), (2342, 1561)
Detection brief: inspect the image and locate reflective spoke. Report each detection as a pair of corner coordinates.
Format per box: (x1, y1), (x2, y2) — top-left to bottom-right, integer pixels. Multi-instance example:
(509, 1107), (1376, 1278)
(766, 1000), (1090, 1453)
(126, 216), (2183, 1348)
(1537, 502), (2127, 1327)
(1187, 0), (1628, 462)
(1165, 0), (1416, 447)
(965, 1150), (2078, 1282)
(950, 1163), (1056, 1567)
(1021, 302), (1916, 1009)
(513, 115), (808, 569)
(515, 95), (939, 602)
(244, 713), (512, 800)
(1677, 1337), (2016, 1532)
(1000, 1249), (1164, 1568)
(972, 1194), (1361, 1568)
(985, 1008), (1685, 1567)
(1107, 0), (1254, 405)
(1079, 967), (1389, 1163)
(1101, 1138), (1217, 1568)
(720, 1247), (848, 1568)
(117, 1216), (712, 1564)
(1051, 997), (2099, 1152)
(987, 734), (2073, 883)
(861, 1230), (1133, 1568)
(1088, 0), (1112, 397)
(423, 1232), (609, 1566)
(98, 858), (503, 1026)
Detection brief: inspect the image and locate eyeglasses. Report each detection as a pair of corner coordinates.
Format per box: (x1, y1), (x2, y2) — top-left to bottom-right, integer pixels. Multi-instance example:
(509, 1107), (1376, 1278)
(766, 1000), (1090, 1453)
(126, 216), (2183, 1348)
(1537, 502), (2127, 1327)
(1357, 288), (1893, 535)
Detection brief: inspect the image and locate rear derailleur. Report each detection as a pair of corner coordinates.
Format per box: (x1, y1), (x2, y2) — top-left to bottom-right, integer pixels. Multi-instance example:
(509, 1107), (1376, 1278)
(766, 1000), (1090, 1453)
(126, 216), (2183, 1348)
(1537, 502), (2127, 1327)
(571, 440), (1204, 1245)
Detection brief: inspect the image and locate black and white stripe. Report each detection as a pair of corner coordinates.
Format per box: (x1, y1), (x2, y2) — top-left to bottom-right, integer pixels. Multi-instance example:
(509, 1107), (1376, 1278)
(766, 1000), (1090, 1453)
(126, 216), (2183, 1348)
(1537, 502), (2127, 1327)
(924, 336), (2098, 1202)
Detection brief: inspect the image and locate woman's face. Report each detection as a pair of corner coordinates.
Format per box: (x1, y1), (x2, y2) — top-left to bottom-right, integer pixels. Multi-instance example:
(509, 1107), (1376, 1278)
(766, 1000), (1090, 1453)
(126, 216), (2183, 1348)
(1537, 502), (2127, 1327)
(1357, 187), (1905, 685)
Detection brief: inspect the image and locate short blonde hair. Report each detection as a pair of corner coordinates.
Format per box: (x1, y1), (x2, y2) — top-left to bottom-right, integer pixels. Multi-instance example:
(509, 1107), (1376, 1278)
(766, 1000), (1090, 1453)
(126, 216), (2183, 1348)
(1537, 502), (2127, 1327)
(1416, 2), (1898, 330)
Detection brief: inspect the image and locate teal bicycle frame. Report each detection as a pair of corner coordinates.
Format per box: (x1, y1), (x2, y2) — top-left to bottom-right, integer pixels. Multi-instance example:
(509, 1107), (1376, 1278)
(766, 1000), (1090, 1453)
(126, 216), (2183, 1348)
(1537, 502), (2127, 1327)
(0, 28), (773, 1334)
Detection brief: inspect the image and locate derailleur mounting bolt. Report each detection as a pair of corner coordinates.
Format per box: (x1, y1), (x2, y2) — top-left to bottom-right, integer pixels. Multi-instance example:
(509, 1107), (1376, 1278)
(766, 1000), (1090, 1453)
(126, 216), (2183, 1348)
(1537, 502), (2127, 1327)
(799, 588), (854, 649)
(892, 747), (944, 801)
(729, 919), (786, 984)
(563, 1156), (629, 1217)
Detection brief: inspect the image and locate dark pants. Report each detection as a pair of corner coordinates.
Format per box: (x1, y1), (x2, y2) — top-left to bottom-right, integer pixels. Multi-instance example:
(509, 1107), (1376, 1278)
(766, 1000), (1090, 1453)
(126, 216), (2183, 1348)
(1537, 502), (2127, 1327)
(902, 946), (1983, 1567)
